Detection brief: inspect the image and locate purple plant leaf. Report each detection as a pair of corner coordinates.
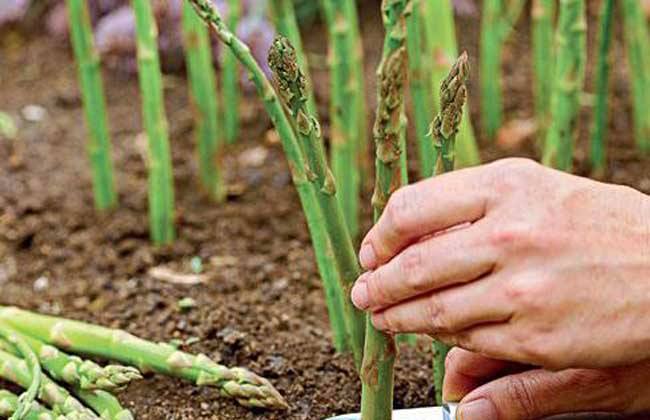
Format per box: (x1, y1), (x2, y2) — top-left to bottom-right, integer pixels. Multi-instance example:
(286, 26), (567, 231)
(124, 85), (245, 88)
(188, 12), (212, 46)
(0, 0), (29, 26)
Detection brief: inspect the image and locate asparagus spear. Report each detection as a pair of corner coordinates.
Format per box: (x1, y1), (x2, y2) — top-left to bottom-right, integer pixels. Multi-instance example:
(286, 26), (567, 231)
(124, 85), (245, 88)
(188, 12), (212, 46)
(182, 1), (225, 202)
(0, 326), (42, 420)
(531, 0), (555, 145)
(621, 0), (650, 153)
(0, 329), (141, 392)
(361, 1), (412, 418)
(0, 390), (58, 420)
(73, 390), (132, 420)
(0, 307), (287, 410)
(186, 0), (366, 367)
(542, 0), (586, 171)
(428, 53), (470, 405)
(222, 0), (241, 144)
(269, 0), (318, 118)
(65, 0), (117, 211)
(420, 0), (479, 170)
(589, 0), (614, 175)
(132, 0), (176, 245)
(0, 349), (96, 419)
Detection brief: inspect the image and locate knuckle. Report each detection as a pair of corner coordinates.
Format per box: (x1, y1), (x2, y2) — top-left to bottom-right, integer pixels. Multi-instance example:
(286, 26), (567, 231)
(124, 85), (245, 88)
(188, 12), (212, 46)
(565, 370), (629, 412)
(505, 376), (540, 418)
(426, 295), (451, 332)
(518, 335), (555, 367)
(489, 158), (541, 193)
(384, 187), (414, 236)
(506, 276), (546, 313)
(365, 271), (392, 306)
(399, 246), (424, 278)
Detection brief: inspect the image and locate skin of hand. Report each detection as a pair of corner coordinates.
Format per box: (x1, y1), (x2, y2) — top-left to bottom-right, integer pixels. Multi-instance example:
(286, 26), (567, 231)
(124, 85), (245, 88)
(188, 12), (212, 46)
(443, 348), (650, 420)
(350, 158), (650, 370)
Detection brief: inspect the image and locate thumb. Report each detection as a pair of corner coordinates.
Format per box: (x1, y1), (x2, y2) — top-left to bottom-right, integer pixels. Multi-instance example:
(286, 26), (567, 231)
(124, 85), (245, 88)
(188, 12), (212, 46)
(456, 368), (629, 420)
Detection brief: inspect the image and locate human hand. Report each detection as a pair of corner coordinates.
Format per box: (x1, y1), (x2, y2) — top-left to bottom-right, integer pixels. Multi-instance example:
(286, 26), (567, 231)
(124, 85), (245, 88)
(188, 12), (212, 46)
(443, 348), (650, 420)
(351, 158), (650, 369)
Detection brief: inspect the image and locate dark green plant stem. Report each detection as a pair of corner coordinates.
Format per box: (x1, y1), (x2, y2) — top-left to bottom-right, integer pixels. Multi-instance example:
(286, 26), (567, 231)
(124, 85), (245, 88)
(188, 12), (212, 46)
(621, 0), (650, 153)
(182, 1), (225, 202)
(0, 326), (41, 420)
(66, 0), (117, 211)
(361, 2), (411, 419)
(320, 0), (361, 239)
(132, 0), (175, 245)
(269, 0), (318, 117)
(186, 0), (367, 368)
(480, 0), (526, 140)
(74, 389), (133, 420)
(428, 53), (469, 404)
(222, 0), (241, 144)
(589, 0), (614, 175)
(0, 307), (287, 410)
(420, 0), (479, 169)
(542, 0), (586, 171)
(532, 0), (555, 146)
(0, 390), (56, 420)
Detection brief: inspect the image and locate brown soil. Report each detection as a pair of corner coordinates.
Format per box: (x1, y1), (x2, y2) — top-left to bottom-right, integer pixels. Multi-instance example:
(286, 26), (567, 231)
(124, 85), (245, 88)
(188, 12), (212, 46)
(0, 2), (648, 419)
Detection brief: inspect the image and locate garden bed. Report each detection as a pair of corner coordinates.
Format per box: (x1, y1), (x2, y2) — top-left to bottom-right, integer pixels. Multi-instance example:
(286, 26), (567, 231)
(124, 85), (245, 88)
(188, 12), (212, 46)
(1, 2), (649, 419)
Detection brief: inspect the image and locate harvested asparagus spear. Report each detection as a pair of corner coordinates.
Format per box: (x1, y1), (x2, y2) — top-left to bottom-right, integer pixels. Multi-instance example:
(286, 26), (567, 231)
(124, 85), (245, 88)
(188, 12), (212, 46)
(360, 1), (411, 418)
(0, 390), (57, 420)
(0, 328), (141, 392)
(589, 0), (614, 175)
(186, 0), (366, 367)
(0, 325), (42, 420)
(182, 0), (224, 202)
(73, 390), (132, 420)
(428, 53), (470, 405)
(66, 0), (117, 211)
(0, 349), (97, 419)
(532, 0), (555, 145)
(0, 307), (287, 410)
(222, 0), (242, 144)
(542, 0), (586, 171)
(132, 0), (176, 245)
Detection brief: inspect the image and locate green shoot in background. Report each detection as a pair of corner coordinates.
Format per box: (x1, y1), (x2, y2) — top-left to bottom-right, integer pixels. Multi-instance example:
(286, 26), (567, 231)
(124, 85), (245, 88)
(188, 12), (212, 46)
(222, 0), (242, 144)
(531, 0), (555, 146)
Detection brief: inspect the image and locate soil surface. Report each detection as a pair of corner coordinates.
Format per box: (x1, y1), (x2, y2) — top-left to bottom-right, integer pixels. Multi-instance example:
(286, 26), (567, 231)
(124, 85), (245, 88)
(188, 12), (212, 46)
(1, 2), (649, 419)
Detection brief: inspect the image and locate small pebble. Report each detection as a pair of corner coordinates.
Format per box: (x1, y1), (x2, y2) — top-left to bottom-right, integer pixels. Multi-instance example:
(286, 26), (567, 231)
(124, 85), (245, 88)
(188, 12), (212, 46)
(21, 105), (47, 122)
(33, 276), (49, 292)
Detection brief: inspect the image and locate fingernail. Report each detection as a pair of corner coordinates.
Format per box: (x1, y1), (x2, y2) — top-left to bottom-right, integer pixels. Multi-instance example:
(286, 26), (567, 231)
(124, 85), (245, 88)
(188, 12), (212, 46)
(458, 398), (497, 420)
(359, 243), (377, 269)
(351, 277), (370, 310)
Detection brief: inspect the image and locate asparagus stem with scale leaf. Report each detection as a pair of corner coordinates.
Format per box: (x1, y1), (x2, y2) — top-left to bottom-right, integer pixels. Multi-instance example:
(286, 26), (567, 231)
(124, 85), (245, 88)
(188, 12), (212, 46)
(428, 52), (470, 405)
(532, 0), (555, 145)
(186, 0), (366, 368)
(589, 0), (614, 175)
(182, 1), (225, 201)
(0, 307), (287, 410)
(222, 0), (241, 144)
(0, 390), (57, 420)
(132, 0), (175, 245)
(542, 0), (586, 171)
(73, 389), (132, 420)
(66, 0), (117, 211)
(360, 1), (411, 418)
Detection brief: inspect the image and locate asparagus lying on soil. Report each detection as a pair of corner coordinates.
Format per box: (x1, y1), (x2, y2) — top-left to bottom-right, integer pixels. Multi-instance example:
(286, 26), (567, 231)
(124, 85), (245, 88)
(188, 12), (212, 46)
(0, 307), (288, 410)
(73, 389), (133, 420)
(428, 53), (470, 405)
(0, 390), (57, 420)
(186, 0), (366, 368)
(0, 329), (141, 392)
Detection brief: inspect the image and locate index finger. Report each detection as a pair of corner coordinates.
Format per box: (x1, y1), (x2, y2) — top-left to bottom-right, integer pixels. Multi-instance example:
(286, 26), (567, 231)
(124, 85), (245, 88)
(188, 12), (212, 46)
(359, 164), (492, 270)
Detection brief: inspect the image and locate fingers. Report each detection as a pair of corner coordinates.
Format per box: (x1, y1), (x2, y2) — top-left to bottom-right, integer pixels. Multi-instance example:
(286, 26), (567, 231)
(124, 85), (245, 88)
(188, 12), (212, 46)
(352, 221), (496, 311)
(457, 368), (631, 420)
(359, 165), (492, 270)
(443, 348), (515, 402)
(369, 276), (513, 335)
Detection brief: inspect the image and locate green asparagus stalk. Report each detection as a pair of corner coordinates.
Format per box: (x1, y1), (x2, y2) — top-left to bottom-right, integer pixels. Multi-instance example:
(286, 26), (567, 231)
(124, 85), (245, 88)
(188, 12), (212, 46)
(589, 0), (615, 175)
(420, 0), (479, 170)
(182, 1), (225, 202)
(0, 330), (141, 392)
(1, 305), (290, 412)
(428, 53), (470, 405)
(65, 0), (117, 211)
(132, 0), (176, 245)
(0, 349), (96, 419)
(185, 0), (367, 367)
(621, 0), (650, 153)
(542, 0), (586, 171)
(222, 0), (241, 144)
(361, 1), (411, 418)
(269, 0), (318, 117)
(479, 0), (526, 140)
(0, 390), (57, 420)
(0, 326), (42, 420)
(320, 0), (362, 239)
(73, 390), (132, 420)
(531, 0), (555, 145)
